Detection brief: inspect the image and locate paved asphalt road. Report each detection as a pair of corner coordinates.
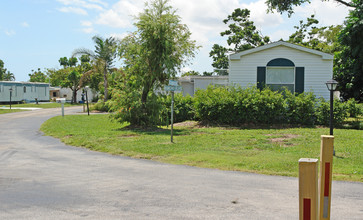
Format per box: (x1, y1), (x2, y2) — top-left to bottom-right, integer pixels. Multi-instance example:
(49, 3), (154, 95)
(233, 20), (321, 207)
(0, 107), (362, 219)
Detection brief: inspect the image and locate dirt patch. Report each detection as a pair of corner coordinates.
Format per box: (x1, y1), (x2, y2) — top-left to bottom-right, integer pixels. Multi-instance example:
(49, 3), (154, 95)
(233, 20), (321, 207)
(266, 134), (301, 146)
(173, 121), (199, 128)
(118, 134), (140, 138)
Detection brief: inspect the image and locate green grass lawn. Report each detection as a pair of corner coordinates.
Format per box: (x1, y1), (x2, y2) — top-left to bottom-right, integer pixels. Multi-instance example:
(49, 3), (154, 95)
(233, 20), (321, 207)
(2, 103), (81, 109)
(0, 109), (27, 114)
(41, 114), (363, 182)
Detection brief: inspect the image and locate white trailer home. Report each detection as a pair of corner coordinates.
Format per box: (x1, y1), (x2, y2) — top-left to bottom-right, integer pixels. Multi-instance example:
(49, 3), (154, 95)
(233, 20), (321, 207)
(0, 81), (50, 103)
(229, 41), (334, 100)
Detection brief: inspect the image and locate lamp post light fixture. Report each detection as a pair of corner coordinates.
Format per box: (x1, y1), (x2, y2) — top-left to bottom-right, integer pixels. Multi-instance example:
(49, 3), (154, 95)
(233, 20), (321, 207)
(325, 79), (338, 156)
(9, 88), (13, 109)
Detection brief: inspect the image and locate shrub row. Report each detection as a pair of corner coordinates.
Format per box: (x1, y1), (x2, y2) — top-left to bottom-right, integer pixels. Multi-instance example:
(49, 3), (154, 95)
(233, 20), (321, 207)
(160, 86), (362, 127)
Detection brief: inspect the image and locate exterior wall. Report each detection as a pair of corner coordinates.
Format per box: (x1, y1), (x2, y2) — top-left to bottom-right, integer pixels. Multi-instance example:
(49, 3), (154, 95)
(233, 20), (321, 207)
(180, 81), (194, 96)
(58, 87), (97, 103)
(0, 81), (49, 102)
(178, 76), (229, 97)
(229, 45), (333, 100)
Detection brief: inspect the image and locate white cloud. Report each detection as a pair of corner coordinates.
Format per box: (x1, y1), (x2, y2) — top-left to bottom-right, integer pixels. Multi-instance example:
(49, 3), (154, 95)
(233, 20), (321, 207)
(269, 30), (293, 42)
(59, 7), (88, 15)
(109, 32), (129, 40)
(294, 0), (349, 26)
(96, 0), (144, 28)
(5, 30), (16, 36)
(81, 20), (93, 27)
(82, 27), (96, 33)
(57, 0), (105, 13)
(21, 22), (30, 28)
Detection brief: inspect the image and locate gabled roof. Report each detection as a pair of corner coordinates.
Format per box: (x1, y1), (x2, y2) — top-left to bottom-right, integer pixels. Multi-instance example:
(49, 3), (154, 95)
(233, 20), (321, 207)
(229, 41), (334, 61)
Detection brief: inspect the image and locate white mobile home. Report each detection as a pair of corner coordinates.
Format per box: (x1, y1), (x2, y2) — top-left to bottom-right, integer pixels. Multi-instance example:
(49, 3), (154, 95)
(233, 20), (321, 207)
(229, 41), (334, 100)
(179, 76), (229, 96)
(0, 81), (50, 103)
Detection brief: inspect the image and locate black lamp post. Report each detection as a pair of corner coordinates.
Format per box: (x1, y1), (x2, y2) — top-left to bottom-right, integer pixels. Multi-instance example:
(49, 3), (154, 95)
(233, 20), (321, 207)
(325, 79), (338, 155)
(9, 88), (13, 109)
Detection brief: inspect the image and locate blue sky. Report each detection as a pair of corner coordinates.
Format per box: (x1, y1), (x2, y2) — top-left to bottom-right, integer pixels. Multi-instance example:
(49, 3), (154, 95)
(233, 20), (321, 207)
(0, 0), (350, 82)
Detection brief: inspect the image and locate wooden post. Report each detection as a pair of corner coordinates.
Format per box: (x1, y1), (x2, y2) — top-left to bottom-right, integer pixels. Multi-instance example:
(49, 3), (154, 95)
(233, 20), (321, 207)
(299, 158), (319, 220)
(319, 135), (334, 220)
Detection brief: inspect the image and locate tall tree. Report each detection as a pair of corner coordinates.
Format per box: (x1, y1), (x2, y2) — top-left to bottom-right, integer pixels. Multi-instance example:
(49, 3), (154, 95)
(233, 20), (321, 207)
(209, 8), (270, 71)
(112, 0), (198, 126)
(72, 36), (117, 102)
(29, 68), (49, 82)
(288, 14), (343, 53)
(335, 0), (363, 102)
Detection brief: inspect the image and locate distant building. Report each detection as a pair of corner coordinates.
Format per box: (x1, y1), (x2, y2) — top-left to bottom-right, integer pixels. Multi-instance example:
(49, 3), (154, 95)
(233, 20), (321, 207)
(49, 86), (97, 103)
(178, 76), (229, 96)
(0, 81), (49, 103)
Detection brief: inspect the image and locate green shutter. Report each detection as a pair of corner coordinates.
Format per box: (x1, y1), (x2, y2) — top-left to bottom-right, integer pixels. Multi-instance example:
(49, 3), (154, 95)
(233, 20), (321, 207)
(257, 67), (266, 90)
(295, 67), (304, 93)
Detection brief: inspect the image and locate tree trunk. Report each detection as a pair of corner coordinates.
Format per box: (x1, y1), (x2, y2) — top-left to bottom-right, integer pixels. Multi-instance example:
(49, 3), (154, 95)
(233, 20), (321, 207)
(73, 86), (78, 104)
(103, 66), (108, 102)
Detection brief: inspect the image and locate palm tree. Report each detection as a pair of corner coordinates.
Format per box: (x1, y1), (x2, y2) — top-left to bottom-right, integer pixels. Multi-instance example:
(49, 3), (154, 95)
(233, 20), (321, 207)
(72, 36), (117, 102)
(3, 71), (15, 81)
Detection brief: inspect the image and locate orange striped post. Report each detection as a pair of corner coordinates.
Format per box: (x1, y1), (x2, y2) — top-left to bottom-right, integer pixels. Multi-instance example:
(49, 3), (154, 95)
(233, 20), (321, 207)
(319, 135), (334, 220)
(299, 158), (319, 220)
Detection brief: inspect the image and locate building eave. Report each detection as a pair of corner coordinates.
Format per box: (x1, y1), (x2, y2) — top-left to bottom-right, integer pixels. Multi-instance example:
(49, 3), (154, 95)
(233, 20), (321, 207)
(229, 41), (334, 61)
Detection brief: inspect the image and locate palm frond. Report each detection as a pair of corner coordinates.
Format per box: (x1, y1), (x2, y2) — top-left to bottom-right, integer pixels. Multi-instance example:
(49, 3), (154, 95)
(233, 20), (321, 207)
(72, 48), (95, 59)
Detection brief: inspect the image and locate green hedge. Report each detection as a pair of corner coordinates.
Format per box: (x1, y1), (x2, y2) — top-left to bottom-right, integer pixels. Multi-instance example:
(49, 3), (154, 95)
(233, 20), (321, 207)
(160, 85), (361, 127)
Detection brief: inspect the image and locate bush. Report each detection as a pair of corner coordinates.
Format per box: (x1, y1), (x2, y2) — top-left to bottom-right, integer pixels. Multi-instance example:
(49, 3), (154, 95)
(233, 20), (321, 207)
(345, 98), (362, 118)
(284, 90), (316, 125)
(194, 86), (286, 125)
(159, 93), (195, 125)
(91, 100), (110, 112)
(315, 98), (348, 126)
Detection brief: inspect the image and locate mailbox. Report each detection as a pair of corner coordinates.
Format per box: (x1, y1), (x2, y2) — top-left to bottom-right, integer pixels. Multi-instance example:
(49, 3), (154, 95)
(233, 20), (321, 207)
(56, 98), (66, 104)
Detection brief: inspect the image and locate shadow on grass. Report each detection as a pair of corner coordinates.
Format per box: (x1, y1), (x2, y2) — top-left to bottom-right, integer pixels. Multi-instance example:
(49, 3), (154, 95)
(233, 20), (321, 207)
(197, 121), (317, 130)
(115, 125), (193, 136)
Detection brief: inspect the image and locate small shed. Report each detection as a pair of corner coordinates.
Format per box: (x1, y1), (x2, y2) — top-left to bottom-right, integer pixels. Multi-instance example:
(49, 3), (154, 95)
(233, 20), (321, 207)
(229, 41), (334, 100)
(0, 81), (50, 103)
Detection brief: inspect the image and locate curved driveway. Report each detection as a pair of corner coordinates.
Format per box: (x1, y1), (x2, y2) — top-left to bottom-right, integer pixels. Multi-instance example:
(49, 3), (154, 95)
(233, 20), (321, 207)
(0, 107), (362, 219)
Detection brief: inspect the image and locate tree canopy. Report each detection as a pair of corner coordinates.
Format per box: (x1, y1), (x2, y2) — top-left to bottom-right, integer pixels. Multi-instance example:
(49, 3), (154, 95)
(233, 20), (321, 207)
(28, 68), (49, 82)
(266, 0), (356, 16)
(209, 8), (270, 71)
(0, 59), (15, 81)
(73, 36), (117, 102)
(110, 0), (198, 126)
(335, 0), (363, 101)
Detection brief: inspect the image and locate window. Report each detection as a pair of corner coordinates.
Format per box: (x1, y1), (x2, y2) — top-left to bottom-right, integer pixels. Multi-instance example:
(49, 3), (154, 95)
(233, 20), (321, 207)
(266, 67), (295, 92)
(257, 58), (304, 93)
(24, 86), (27, 93)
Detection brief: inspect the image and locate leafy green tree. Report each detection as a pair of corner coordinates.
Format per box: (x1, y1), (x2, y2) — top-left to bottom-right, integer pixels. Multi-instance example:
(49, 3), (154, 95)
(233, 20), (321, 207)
(0, 59), (5, 80)
(59, 57), (69, 69)
(28, 68), (49, 82)
(335, 0), (363, 102)
(73, 36), (117, 102)
(288, 15), (343, 54)
(209, 8), (270, 71)
(209, 44), (229, 70)
(266, 0), (356, 16)
(0, 59), (15, 81)
(111, 0), (198, 126)
(181, 70), (200, 77)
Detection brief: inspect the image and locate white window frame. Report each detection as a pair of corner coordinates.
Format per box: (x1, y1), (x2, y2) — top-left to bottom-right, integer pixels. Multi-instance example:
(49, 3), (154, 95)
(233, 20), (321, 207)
(266, 66), (295, 92)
